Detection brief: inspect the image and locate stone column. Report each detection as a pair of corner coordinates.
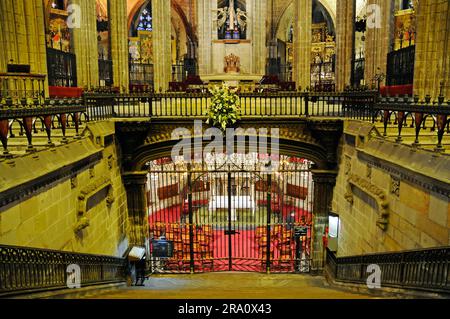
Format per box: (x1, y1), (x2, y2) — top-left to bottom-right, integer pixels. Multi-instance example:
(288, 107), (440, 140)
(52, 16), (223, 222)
(293, 0), (312, 90)
(123, 171), (148, 247)
(70, 0), (99, 90)
(196, 0), (213, 77)
(413, 0), (450, 100)
(335, 0), (355, 91)
(311, 170), (337, 273)
(364, 0), (395, 88)
(0, 0), (48, 89)
(109, 0), (129, 93)
(252, 0), (268, 76)
(152, 0), (172, 92)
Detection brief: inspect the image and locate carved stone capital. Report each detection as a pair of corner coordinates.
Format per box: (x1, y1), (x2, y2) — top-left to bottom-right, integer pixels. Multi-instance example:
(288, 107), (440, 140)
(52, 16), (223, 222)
(123, 171), (148, 186)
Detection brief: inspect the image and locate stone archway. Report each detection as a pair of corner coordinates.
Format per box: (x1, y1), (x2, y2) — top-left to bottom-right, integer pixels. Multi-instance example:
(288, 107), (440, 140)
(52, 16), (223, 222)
(116, 118), (342, 272)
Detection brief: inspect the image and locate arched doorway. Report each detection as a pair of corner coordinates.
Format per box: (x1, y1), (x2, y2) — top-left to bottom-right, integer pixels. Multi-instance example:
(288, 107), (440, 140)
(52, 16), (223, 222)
(118, 119), (341, 274)
(146, 153), (315, 274)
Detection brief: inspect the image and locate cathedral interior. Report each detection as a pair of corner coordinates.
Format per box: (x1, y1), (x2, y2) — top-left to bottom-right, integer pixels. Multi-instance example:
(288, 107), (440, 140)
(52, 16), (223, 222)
(0, 0), (449, 301)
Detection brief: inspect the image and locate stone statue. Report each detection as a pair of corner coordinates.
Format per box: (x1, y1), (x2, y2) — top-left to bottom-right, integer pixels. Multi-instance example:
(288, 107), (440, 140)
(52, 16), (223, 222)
(215, 0), (248, 32)
(215, 7), (228, 30)
(236, 8), (248, 32)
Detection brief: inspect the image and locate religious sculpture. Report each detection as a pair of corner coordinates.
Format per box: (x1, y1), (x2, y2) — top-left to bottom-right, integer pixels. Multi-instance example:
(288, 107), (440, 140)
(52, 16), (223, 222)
(214, 0), (248, 39)
(216, 7), (228, 32)
(236, 8), (248, 32)
(224, 53), (240, 73)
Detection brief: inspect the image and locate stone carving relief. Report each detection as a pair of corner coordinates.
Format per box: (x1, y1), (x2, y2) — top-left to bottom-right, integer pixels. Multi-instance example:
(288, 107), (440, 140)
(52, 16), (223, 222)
(345, 174), (390, 231)
(74, 177), (114, 234)
(390, 175), (400, 197)
(71, 176), (78, 189)
(108, 155), (114, 170)
(89, 167), (95, 178)
(366, 165), (372, 179)
(344, 155), (351, 176)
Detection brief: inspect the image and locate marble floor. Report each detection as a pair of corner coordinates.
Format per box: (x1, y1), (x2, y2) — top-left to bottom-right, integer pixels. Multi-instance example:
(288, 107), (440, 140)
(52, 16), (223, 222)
(84, 273), (376, 299)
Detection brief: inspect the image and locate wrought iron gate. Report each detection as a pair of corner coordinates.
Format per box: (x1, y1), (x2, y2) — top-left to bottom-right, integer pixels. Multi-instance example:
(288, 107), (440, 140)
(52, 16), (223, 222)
(147, 156), (313, 274)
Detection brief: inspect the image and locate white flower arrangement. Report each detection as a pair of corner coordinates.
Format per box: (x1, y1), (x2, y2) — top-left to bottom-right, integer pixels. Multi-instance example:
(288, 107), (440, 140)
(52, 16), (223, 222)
(206, 84), (241, 131)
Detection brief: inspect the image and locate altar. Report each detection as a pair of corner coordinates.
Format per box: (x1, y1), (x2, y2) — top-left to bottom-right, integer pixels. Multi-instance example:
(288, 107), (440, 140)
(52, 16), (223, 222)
(209, 196), (256, 221)
(196, 0), (266, 85)
(202, 74), (262, 87)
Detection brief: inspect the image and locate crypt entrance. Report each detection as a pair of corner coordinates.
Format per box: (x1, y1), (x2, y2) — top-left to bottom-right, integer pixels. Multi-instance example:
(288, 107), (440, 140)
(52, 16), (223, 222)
(117, 119), (341, 274)
(147, 153), (314, 274)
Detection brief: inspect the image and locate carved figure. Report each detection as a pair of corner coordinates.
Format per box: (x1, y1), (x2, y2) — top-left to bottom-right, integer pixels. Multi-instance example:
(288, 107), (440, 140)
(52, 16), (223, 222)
(236, 8), (248, 32)
(224, 53), (240, 73)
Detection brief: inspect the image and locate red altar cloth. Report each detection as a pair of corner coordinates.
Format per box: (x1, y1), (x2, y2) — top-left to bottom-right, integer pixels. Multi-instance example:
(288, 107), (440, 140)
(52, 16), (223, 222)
(380, 84), (413, 97)
(49, 86), (84, 98)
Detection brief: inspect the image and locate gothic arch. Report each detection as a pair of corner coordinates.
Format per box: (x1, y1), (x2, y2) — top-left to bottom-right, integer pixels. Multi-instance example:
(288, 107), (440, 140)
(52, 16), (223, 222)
(127, 0), (197, 45)
(130, 137), (330, 171)
(275, 0), (336, 42)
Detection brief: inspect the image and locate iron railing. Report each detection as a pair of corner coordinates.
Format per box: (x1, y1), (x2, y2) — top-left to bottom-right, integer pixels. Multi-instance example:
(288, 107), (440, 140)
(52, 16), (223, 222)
(0, 97), (88, 157)
(387, 45), (415, 86)
(1, 90), (449, 156)
(373, 95), (450, 150)
(0, 244), (127, 297)
(46, 48), (77, 87)
(83, 90), (377, 120)
(326, 247), (450, 294)
(0, 73), (46, 104)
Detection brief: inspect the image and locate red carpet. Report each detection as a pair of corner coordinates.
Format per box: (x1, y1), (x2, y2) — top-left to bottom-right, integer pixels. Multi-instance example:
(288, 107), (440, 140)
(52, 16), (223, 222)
(149, 204), (312, 272)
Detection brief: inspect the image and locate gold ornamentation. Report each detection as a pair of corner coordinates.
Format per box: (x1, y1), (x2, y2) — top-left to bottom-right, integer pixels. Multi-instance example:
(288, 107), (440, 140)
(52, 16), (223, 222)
(224, 54), (240, 73)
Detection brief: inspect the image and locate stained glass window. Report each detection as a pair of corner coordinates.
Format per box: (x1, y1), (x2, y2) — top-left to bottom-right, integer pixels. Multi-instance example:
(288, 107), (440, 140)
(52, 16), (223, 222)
(137, 5), (153, 32)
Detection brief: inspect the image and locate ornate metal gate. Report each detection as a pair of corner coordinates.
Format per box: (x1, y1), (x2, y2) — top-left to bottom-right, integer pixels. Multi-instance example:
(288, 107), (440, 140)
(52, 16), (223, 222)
(147, 155), (313, 274)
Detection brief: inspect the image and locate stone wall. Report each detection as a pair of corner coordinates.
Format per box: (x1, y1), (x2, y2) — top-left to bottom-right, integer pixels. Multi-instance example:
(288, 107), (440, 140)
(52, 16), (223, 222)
(332, 120), (450, 256)
(0, 122), (129, 257)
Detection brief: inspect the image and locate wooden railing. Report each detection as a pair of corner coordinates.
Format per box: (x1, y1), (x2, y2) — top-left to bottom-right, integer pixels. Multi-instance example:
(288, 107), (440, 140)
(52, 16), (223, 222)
(326, 247), (450, 294)
(0, 244), (127, 297)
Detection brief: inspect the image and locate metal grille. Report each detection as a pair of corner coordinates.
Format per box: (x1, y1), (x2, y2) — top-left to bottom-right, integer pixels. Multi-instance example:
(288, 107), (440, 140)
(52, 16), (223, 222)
(147, 155), (313, 274)
(46, 48), (77, 87)
(386, 45), (415, 86)
(129, 63), (154, 87)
